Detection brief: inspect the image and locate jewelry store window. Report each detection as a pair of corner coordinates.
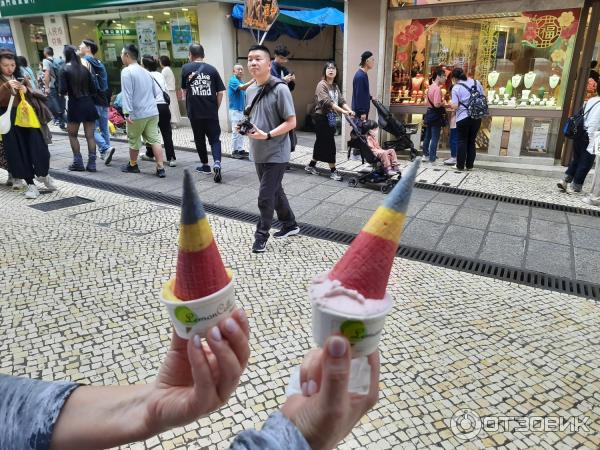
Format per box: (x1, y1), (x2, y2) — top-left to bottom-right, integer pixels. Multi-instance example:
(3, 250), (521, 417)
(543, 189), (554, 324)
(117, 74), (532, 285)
(388, 8), (582, 159)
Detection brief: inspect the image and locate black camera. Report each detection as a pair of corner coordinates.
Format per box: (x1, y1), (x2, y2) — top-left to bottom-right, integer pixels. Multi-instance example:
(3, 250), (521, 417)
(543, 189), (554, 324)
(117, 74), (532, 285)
(237, 118), (254, 136)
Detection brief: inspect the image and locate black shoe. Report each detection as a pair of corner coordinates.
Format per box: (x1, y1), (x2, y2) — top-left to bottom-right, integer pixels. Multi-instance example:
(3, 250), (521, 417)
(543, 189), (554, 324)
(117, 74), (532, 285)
(121, 163), (140, 173)
(213, 165), (222, 183)
(231, 151), (243, 159)
(238, 150), (249, 157)
(196, 164), (211, 174)
(252, 239), (267, 253)
(285, 164), (294, 171)
(68, 163), (85, 172)
(105, 147), (116, 165)
(156, 167), (166, 178)
(273, 225), (300, 239)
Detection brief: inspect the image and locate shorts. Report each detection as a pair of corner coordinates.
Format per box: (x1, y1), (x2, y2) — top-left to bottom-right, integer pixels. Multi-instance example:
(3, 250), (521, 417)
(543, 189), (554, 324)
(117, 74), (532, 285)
(126, 115), (161, 150)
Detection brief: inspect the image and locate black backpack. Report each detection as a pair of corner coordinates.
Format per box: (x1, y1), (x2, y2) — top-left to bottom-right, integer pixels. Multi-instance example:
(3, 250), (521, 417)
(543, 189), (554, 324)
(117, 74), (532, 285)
(563, 100), (599, 139)
(458, 81), (489, 120)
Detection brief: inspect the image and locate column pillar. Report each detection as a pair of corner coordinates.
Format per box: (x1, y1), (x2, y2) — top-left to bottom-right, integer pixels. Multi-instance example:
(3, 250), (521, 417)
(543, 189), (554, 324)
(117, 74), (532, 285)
(9, 18), (27, 57)
(43, 15), (71, 58)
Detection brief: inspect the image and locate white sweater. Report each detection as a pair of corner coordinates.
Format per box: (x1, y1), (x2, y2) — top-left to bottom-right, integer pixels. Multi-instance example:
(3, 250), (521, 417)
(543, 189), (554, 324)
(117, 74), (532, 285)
(584, 96), (600, 153)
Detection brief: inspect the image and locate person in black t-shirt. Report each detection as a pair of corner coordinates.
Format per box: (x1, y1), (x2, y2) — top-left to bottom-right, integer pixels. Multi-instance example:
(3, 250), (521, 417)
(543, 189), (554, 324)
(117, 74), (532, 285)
(181, 43), (226, 183)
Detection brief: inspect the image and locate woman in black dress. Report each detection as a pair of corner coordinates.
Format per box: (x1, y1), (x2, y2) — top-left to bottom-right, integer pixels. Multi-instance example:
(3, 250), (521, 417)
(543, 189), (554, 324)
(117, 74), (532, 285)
(306, 61), (354, 181)
(60, 45), (99, 172)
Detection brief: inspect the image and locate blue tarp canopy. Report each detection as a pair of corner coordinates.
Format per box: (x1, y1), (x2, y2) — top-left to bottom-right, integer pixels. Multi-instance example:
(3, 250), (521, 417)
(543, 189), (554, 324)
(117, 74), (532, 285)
(231, 5), (344, 41)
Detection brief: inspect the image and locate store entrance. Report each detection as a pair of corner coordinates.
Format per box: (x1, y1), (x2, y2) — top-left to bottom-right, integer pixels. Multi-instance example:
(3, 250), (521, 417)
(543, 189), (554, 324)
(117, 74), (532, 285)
(20, 16), (48, 74)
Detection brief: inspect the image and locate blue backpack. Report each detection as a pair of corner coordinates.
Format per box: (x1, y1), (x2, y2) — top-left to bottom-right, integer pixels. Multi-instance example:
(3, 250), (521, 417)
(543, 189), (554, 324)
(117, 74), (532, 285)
(84, 56), (109, 92)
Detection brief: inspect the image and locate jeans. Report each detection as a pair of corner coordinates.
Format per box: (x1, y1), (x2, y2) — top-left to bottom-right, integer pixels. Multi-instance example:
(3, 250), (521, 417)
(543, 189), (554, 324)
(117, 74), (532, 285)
(456, 117), (481, 170)
(423, 124), (441, 162)
(565, 132), (594, 187)
(229, 109), (244, 152)
(449, 128), (458, 158)
(190, 118), (221, 164)
(255, 162), (296, 241)
(47, 88), (66, 126)
(94, 105), (110, 153)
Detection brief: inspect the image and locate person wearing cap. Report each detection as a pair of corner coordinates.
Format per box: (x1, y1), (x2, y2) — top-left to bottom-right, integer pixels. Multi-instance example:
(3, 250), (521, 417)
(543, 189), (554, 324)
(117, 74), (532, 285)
(351, 51), (375, 160)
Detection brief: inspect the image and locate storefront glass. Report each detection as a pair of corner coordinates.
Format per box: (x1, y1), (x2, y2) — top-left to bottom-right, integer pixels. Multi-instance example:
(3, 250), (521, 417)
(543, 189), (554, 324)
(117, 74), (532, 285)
(387, 6), (582, 159)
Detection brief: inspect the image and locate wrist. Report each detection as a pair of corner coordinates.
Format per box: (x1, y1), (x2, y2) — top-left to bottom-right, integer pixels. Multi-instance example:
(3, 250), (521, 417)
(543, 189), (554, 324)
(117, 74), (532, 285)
(267, 131), (273, 140)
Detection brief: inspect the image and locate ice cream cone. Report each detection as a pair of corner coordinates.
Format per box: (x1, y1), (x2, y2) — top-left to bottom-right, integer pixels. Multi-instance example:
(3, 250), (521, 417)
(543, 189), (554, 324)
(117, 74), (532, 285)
(160, 170), (235, 339)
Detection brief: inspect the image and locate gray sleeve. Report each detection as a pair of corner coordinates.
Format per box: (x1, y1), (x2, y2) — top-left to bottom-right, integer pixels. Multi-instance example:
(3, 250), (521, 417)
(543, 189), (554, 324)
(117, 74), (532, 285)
(276, 85), (296, 120)
(228, 411), (311, 450)
(0, 374), (79, 450)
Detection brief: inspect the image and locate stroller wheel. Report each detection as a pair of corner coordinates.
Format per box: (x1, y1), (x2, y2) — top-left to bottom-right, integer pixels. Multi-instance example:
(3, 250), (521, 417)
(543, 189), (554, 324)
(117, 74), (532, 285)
(348, 177), (358, 188)
(381, 183), (392, 194)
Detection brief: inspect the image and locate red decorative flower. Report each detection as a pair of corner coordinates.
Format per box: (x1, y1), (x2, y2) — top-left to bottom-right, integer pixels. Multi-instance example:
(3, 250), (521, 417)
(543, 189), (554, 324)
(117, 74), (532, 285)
(524, 21), (539, 42)
(396, 52), (408, 62)
(395, 32), (410, 47)
(560, 21), (578, 40)
(405, 21), (425, 41)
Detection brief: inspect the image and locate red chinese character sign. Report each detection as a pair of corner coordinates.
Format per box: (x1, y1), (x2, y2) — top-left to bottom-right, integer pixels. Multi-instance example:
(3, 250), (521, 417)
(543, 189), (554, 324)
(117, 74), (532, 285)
(522, 9), (580, 51)
(243, 0), (279, 44)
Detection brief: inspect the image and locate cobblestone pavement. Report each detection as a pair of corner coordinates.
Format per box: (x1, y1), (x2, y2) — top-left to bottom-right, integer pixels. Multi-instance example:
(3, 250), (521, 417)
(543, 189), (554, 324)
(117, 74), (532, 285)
(46, 134), (600, 285)
(1, 179), (598, 449)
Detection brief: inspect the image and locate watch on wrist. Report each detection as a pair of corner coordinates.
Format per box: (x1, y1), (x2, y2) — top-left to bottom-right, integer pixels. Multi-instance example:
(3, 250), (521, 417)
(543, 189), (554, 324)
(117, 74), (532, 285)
(267, 131), (272, 140)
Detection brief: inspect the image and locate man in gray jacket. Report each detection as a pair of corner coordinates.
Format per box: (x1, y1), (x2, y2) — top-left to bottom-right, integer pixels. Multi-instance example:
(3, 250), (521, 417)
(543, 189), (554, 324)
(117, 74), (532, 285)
(245, 44), (299, 253)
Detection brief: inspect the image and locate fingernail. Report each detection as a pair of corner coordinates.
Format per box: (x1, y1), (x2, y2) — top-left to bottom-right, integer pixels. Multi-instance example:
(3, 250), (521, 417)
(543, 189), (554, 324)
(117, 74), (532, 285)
(307, 379), (318, 396)
(225, 318), (238, 334)
(193, 334), (202, 349)
(239, 309), (247, 323)
(211, 326), (222, 342)
(301, 382), (308, 396)
(328, 336), (347, 358)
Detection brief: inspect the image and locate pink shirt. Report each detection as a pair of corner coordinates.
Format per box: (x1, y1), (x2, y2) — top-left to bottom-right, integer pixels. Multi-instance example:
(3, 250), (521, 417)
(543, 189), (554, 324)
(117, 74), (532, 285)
(426, 82), (442, 108)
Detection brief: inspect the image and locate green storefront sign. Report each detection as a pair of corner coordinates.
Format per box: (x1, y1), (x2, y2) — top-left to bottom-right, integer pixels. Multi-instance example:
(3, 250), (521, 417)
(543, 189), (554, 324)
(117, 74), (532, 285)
(0, 0), (164, 17)
(101, 28), (136, 37)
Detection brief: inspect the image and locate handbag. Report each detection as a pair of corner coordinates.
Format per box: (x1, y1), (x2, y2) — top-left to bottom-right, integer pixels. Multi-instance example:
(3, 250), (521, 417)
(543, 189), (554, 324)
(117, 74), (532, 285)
(326, 110), (337, 128)
(424, 91), (448, 127)
(0, 93), (15, 134)
(564, 100), (599, 139)
(591, 130), (600, 156)
(15, 91), (41, 129)
(152, 77), (170, 105)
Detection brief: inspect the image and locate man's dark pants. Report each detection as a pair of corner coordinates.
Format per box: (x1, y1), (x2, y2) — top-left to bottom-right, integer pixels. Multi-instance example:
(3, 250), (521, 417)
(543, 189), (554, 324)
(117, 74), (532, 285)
(190, 118), (222, 164)
(255, 162), (296, 240)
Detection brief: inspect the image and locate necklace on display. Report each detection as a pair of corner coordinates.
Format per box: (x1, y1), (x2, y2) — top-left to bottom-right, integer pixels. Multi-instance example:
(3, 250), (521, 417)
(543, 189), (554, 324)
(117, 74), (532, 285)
(524, 71), (536, 89)
(511, 74), (522, 88)
(549, 74), (561, 89)
(487, 71), (499, 88)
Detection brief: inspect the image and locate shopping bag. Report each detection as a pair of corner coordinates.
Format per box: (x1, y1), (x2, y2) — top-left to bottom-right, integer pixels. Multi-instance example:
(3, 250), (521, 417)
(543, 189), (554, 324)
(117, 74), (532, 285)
(0, 93), (15, 134)
(591, 131), (600, 156)
(15, 91), (41, 129)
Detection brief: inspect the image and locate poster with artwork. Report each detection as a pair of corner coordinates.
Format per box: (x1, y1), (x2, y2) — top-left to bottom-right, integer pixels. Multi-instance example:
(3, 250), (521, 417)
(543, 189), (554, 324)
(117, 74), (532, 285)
(171, 18), (193, 59)
(0, 19), (15, 53)
(243, 0), (279, 31)
(136, 19), (158, 57)
(159, 41), (170, 58)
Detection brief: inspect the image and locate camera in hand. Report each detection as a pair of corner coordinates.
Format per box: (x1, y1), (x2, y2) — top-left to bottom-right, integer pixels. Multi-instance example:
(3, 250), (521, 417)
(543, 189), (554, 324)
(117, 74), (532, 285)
(237, 118), (254, 136)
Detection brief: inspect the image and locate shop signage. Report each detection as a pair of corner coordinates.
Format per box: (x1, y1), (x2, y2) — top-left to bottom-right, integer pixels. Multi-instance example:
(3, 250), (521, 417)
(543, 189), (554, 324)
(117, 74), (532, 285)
(0, 0), (163, 17)
(530, 121), (550, 152)
(171, 18), (192, 59)
(0, 19), (16, 53)
(101, 28), (136, 37)
(243, 0), (279, 31)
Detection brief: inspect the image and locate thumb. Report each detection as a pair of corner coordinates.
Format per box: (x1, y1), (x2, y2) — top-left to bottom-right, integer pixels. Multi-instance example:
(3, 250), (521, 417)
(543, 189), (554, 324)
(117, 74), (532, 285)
(318, 336), (350, 406)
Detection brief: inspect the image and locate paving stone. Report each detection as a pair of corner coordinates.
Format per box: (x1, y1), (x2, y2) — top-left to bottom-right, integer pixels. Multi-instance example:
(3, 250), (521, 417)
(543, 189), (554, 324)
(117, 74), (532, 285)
(574, 247), (600, 284)
(571, 226), (600, 250)
(567, 214), (600, 229)
(529, 219), (570, 245)
(525, 240), (572, 278)
(410, 189), (438, 202)
(495, 202), (531, 218)
(489, 213), (529, 237)
(406, 200), (426, 217)
(430, 193), (466, 206)
(325, 189), (369, 206)
(416, 203), (459, 224)
(300, 185), (343, 201)
(462, 197), (497, 211)
(436, 225), (484, 258)
(479, 232), (526, 267)
(530, 208), (568, 223)
(401, 219), (446, 249)
(452, 208), (492, 230)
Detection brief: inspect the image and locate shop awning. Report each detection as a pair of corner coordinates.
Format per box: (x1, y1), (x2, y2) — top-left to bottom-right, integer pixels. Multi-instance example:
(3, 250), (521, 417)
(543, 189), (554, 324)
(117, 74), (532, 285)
(231, 4), (344, 40)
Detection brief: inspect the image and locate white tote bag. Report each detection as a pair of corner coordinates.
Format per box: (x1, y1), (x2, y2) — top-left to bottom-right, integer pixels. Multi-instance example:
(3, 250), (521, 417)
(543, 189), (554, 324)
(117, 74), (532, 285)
(591, 130), (600, 156)
(0, 93), (15, 134)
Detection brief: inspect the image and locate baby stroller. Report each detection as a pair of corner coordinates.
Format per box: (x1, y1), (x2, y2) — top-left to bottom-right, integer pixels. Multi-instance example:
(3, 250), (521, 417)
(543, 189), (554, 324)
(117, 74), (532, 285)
(108, 106), (126, 135)
(371, 99), (418, 160)
(345, 116), (400, 194)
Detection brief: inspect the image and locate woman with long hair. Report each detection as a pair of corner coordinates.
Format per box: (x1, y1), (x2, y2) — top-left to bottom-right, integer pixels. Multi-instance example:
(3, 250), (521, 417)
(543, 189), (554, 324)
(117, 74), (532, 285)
(0, 49), (55, 198)
(60, 45), (99, 172)
(306, 61), (354, 181)
(159, 55), (181, 128)
(16, 55), (37, 89)
(141, 55), (175, 166)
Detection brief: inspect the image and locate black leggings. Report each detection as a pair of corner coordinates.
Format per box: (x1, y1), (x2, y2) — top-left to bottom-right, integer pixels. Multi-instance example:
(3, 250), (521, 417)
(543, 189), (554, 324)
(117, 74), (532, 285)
(146, 104), (175, 160)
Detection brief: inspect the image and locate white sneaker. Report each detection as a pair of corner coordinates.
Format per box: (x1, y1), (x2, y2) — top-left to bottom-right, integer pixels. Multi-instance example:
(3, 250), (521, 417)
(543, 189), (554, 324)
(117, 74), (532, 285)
(168, 160), (177, 167)
(556, 180), (567, 192)
(24, 184), (40, 199)
(421, 156), (429, 162)
(387, 170), (398, 176)
(36, 175), (57, 191)
(11, 178), (25, 191)
(330, 170), (343, 181)
(583, 196), (600, 206)
(304, 166), (318, 175)
(443, 157), (457, 166)
(5, 174), (13, 186)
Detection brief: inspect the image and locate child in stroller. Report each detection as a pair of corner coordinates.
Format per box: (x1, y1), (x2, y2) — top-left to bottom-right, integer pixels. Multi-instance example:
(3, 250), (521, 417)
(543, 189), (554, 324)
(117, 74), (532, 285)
(371, 99), (418, 160)
(108, 93), (126, 135)
(345, 116), (402, 193)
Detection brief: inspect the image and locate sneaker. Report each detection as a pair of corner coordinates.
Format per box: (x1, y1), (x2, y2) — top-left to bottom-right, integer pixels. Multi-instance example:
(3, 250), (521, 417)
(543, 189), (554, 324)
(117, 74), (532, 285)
(121, 163), (141, 173)
(68, 162), (86, 172)
(556, 180), (568, 192)
(583, 197), (600, 206)
(99, 150), (107, 160)
(11, 179), (25, 191)
(443, 157), (457, 166)
(213, 165), (222, 183)
(570, 184), (582, 193)
(238, 150), (249, 157)
(252, 238), (267, 253)
(304, 165), (318, 175)
(387, 170), (398, 176)
(273, 225), (300, 239)
(454, 165), (464, 172)
(5, 174), (13, 186)
(141, 154), (155, 162)
(196, 164), (212, 174)
(421, 155), (429, 162)
(104, 147), (116, 165)
(330, 170), (343, 181)
(350, 153), (362, 161)
(36, 175), (57, 191)
(231, 151), (243, 159)
(168, 159), (177, 167)
(156, 167), (166, 178)
(24, 184), (40, 199)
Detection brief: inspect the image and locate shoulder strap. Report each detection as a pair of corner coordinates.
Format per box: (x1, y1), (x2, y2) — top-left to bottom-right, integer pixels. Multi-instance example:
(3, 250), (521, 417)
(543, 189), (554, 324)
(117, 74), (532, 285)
(244, 77), (285, 116)
(151, 76), (165, 94)
(583, 99), (600, 118)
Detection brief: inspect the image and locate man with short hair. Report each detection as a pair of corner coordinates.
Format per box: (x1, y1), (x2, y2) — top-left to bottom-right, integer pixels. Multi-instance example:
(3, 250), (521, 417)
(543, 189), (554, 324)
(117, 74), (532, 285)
(119, 44), (166, 178)
(245, 44), (299, 253)
(42, 46), (66, 130)
(271, 45), (295, 91)
(79, 38), (115, 163)
(351, 50), (375, 160)
(181, 43), (226, 183)
(228, 64), (254, 158)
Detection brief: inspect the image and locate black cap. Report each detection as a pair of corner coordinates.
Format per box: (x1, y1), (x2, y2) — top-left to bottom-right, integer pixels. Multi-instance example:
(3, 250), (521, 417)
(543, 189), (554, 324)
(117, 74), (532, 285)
(360, 51), (373, 65)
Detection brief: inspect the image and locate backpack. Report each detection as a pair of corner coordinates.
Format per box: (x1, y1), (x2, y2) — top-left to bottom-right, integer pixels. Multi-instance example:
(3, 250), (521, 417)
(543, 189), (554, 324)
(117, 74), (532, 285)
(47, 57), (65, 82)
(563, 100), (600, 139)
(85, 56), (109, 92)
(458, 81), (489, 120)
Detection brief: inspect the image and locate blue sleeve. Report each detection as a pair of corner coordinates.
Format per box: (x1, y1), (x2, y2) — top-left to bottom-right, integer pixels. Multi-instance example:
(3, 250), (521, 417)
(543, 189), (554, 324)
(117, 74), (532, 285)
(229, 412), (311, 450)
(229, 76), (241, 92)
(0, 374), (79, 450)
